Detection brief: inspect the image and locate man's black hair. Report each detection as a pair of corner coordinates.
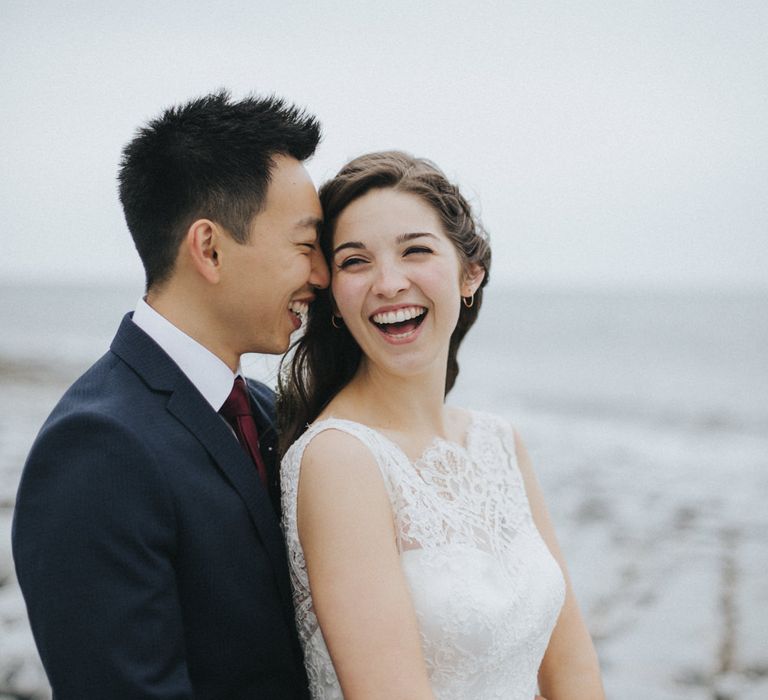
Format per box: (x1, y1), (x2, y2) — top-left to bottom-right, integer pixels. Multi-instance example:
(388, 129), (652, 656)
(118, 89), (321, 289)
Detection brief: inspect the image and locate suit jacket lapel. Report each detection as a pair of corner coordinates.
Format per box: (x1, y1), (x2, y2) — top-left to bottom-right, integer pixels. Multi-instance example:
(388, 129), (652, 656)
(110, 314), (294, 615)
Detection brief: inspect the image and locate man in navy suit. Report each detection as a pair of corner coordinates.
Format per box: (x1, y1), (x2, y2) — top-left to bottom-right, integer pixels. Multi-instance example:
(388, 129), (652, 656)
(12, 91), (329, 698)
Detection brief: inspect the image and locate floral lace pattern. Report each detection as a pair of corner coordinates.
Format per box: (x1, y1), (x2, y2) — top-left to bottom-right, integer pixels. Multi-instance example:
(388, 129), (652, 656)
(281, 411), (565, 699)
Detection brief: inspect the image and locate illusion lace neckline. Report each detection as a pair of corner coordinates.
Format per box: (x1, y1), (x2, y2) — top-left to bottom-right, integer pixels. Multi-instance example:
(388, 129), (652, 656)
(309, 410), (479, 467)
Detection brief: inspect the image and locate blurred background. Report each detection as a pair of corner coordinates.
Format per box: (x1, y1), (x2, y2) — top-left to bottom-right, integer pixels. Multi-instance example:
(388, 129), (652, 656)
(1, 2), (766, 698)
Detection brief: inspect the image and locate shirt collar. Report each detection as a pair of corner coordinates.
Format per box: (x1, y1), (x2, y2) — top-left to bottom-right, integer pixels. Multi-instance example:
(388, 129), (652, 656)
(131, 297), (241, 412)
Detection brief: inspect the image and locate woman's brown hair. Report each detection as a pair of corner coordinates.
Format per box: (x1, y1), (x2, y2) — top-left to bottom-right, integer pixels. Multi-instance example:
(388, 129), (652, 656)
(278, 151), (491, 454)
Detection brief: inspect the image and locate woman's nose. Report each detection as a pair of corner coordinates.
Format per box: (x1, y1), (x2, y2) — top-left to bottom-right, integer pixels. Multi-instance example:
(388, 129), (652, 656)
(371, 261), (409, 298)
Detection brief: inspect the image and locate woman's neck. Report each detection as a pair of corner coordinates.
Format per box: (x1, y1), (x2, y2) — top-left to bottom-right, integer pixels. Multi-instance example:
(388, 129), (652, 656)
(331, 360), (451, 439)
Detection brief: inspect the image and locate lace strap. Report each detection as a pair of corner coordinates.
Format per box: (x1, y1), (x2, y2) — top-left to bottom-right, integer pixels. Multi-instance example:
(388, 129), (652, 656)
(283, 417), (406, 501)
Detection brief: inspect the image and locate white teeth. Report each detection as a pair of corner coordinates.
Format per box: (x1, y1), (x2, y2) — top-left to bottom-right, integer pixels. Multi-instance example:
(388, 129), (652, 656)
(371, 306), (426, 324)
(288, 300), (309, 321)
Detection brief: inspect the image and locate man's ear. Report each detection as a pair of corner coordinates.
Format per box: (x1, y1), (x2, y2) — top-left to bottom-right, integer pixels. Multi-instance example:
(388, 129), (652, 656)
(461, 262), (486, 297)
(185, 219), (222, 284)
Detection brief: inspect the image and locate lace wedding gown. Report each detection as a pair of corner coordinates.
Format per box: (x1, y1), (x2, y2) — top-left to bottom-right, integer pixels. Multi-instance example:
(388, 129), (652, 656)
(281, 411), (565, 700)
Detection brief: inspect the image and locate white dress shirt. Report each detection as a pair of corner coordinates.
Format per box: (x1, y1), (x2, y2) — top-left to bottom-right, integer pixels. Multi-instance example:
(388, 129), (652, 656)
(131, 297), (241, 412)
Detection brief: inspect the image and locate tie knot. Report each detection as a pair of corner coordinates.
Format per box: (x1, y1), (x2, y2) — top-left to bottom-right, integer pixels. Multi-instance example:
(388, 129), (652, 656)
(220, 376), (252, 420)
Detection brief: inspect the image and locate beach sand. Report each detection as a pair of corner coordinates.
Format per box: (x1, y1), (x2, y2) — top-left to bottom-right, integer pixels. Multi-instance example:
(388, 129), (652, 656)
(515, 410), (768, 699)
(2, 356), (767, 699)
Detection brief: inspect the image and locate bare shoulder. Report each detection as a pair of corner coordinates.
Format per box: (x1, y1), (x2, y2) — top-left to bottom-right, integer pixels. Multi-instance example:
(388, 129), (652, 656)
(296, 425), (397, 562)
(300, 425), (380, 478)
(298, 426), (391, 519)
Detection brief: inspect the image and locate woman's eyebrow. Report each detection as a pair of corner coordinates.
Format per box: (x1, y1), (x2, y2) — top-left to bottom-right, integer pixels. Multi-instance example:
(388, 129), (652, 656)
(333, 241), (366, 255)
(396, 232), (438, 244)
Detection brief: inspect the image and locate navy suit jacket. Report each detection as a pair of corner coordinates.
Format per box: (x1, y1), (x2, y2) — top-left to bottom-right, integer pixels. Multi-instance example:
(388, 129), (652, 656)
(13, 314), (310, 699)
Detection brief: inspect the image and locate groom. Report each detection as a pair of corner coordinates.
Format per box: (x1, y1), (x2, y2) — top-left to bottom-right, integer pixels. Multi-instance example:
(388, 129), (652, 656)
(12, 91), (328, 698)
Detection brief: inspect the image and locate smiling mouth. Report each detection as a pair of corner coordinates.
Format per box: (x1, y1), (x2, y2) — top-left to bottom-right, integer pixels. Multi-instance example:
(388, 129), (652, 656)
(370, 306), (427, 337)
(288, 300), (309, 326)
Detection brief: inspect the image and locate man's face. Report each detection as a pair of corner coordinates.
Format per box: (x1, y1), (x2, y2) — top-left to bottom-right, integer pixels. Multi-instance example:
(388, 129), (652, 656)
(217, 154), (329, 356)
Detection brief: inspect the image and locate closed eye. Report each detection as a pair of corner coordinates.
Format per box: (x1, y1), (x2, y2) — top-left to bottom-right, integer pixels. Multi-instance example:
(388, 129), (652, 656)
(404, 246), (433, 256)
(337, 256), (368, 270)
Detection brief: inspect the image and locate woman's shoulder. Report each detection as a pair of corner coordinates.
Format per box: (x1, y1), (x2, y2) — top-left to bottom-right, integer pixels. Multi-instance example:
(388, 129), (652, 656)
(281, 417), (400, 529)
(290, 415), (379, 447)
(282, 415), (395, 474)
(302, 417), (376, 454)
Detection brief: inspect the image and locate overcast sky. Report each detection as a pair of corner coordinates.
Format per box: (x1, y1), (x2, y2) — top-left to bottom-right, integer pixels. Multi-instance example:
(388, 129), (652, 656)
(2, 1), (766, 290)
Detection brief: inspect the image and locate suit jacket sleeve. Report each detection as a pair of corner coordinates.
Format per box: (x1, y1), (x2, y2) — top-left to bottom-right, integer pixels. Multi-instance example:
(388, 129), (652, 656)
(13, 411), (193, 699)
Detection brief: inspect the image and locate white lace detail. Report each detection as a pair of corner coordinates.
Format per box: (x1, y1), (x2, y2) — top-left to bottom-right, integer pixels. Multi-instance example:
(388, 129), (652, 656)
(281, 411), (565, 700)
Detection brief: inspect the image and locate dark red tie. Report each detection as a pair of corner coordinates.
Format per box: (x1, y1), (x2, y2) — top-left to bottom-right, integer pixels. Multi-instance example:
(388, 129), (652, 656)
(220, 376), (268, 487)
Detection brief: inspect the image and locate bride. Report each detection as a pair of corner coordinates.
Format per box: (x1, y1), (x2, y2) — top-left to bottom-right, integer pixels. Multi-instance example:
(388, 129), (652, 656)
(279, 151), (604, 699)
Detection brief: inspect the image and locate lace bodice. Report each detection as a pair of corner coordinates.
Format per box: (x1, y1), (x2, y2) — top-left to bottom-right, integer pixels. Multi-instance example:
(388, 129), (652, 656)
(281, 411), (565, 700)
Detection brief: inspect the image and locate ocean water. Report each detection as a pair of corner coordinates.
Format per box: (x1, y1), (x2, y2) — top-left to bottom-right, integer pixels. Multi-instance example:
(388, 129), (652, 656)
(1, 282), (767, 699)
(3, 283), (766, 428)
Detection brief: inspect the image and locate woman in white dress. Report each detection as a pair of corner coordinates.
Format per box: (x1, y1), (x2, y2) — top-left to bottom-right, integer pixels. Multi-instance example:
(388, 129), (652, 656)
(279, 151), (604, 700)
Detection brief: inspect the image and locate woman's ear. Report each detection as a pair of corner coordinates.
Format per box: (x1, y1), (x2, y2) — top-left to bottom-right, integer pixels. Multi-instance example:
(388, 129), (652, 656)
(461, 262), (486, 297)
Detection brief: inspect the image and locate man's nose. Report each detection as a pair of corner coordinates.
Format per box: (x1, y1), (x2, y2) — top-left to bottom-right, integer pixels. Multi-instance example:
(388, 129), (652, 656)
(309, 247), (330, 289)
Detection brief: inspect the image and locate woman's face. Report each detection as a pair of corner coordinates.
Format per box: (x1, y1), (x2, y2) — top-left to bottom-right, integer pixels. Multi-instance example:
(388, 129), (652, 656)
(331, 187), (479, 380)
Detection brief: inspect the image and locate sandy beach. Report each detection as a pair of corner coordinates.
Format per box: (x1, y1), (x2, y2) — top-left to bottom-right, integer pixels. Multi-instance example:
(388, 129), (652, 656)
(2, 285), (766, 699)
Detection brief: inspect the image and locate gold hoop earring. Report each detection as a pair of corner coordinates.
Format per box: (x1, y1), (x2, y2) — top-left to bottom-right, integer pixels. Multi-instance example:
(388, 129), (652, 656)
(462, 294), (475, 309)
(331, 314), (343, 329)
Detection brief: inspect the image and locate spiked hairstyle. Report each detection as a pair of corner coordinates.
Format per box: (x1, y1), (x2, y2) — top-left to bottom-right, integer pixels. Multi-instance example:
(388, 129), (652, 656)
(118, 90), (321, 290)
